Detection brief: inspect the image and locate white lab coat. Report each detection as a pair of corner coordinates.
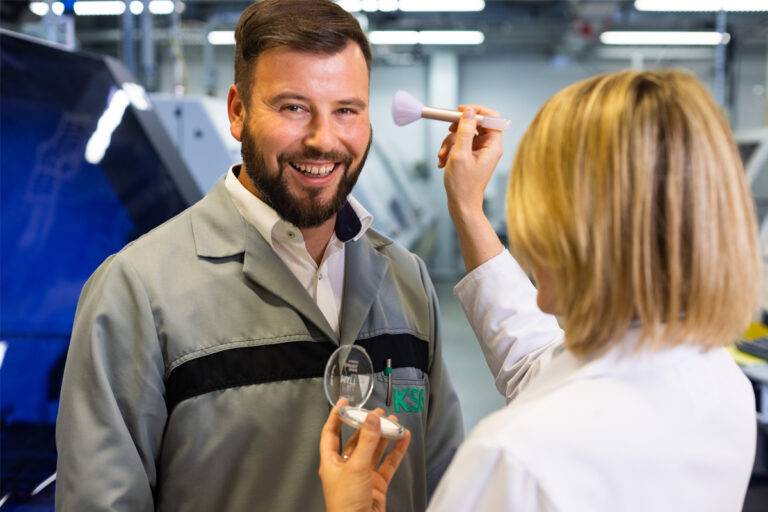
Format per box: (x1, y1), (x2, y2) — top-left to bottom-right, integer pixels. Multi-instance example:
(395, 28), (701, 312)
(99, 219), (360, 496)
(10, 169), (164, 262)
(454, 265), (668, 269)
(428, 251), (756, 512)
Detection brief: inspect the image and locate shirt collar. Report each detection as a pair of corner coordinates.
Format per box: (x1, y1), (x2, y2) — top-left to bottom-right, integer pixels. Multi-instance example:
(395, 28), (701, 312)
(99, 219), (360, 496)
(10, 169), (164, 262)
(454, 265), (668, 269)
(224, 164), (372, 247)
(340, 195), (372, 243)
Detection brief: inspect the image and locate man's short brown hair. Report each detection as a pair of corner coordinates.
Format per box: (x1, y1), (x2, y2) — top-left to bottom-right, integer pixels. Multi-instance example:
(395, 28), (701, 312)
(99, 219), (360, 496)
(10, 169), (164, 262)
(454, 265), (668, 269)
(234, 0), (372, 107)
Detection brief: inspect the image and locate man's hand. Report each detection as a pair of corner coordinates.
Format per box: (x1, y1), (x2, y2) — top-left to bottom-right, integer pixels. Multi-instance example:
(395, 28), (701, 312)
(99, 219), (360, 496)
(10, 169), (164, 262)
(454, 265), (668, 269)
(318, 399), (411, 512)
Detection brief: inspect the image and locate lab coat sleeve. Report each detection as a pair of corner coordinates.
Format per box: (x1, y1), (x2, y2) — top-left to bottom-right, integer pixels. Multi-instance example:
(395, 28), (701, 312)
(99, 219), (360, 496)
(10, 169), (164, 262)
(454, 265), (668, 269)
(454, 250), (563, 401)
(417, 255), (466, 498)
(55, 253), (167, 511)
(428, 437), (558, 512)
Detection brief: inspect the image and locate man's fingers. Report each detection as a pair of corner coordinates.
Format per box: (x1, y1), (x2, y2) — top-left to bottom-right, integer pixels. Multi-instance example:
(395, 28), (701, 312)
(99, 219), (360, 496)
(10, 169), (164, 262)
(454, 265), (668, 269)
(371, 414), (400, 468)
(370, 433), (390, 469)
(341, 428), (361, 459)
(376, 429), (411, 485)
(319, 398), (348, 464)
(347, 412), (382, 466)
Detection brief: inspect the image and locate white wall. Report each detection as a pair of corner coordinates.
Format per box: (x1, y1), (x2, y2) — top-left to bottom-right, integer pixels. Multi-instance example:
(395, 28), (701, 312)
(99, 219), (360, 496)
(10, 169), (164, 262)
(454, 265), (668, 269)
(733, 51), (768, 130)
(370, 64), (429, 170)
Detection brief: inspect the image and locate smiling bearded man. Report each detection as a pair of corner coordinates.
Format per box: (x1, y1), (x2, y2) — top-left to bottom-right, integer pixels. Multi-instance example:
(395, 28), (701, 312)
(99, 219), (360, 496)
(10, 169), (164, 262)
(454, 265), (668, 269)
(240, 122), (372, 228)
(55, 1), (464, 511)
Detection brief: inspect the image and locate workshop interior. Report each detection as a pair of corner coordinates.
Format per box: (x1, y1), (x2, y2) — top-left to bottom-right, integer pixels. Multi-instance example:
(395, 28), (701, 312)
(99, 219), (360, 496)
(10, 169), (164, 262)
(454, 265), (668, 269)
(1, 0), (768, 510)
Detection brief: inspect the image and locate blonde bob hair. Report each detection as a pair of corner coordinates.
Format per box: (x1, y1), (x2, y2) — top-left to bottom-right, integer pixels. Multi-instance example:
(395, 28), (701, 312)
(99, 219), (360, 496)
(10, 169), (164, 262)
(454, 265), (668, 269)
(507, 70), (760, 357)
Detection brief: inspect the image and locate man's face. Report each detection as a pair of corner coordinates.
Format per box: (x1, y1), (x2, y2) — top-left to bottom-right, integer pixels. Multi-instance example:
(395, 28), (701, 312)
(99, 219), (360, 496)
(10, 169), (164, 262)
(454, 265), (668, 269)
(235, 42), (371, 228)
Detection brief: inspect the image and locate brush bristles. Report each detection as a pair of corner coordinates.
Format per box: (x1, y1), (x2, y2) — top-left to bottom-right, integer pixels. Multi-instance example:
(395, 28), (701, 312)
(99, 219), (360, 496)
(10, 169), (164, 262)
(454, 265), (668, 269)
(391, 90), (424, 126)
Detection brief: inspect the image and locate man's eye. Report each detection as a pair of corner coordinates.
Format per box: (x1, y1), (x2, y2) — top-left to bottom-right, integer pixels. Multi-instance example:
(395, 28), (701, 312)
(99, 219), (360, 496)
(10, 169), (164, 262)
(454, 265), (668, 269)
(282, 105), (304, 113)
(337, 108), (355, 115)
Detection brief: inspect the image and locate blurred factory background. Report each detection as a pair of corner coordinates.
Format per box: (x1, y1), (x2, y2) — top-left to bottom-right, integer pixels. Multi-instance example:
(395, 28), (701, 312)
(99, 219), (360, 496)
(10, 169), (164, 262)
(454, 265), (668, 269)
(1, 0), (768, 509)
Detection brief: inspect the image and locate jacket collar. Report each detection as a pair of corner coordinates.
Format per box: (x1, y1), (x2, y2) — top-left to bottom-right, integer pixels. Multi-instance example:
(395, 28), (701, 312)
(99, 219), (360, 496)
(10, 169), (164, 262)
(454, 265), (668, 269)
(340, 233), (390, 345)
(190, 179), (248, 258)
(190, 179), (391, 345)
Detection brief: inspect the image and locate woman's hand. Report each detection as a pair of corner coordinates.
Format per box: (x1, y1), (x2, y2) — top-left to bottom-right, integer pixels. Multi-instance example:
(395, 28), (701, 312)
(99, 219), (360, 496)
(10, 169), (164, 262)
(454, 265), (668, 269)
(437, 104), (506, 272)
(318, 399), (411, 512)
(438, 105), (505, 220)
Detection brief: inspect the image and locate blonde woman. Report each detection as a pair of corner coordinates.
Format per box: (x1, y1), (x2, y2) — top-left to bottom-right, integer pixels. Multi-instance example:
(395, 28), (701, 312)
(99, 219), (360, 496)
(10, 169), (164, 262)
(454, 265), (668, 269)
(318, 70), (759, 511)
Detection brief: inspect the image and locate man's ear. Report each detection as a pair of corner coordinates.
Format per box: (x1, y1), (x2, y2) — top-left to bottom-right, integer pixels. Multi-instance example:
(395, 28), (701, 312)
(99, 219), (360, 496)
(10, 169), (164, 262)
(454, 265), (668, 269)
(227, 84), (244, 142)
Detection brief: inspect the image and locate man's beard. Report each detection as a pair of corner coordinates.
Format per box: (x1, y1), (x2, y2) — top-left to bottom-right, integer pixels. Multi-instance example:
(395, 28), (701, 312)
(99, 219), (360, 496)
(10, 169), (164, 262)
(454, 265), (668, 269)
(240, 125), (372, 228)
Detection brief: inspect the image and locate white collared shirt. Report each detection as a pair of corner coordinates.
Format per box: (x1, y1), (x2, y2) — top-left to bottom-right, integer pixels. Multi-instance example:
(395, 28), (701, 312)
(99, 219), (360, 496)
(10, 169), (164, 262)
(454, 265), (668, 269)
(428, 250), (757, 511)
(224, 165), (372, 336)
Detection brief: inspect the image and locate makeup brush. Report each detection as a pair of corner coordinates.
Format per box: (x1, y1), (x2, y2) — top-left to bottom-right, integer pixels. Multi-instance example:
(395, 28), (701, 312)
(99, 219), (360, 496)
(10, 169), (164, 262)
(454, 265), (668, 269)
(391, 90), (511, 131)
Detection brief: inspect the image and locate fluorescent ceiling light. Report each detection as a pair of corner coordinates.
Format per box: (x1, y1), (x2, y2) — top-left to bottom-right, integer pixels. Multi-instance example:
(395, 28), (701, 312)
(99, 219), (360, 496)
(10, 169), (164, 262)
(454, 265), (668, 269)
(73, 1), (126, 15)
(29, 1), (67, 15)
(377, 0), (398, 11)
(335, 0), (484, 12)
(399, 0), (484, 11)
(418, 31), (485, 44)
(369, 30), (485, 45)
(130, 1), (144, 14)
(369, 31), (419, 44)
(600, 31), (730, 46)
(32, 0), (178, 16)
(29, 2), (51, 16)
(635, 0), (768, 11)
(336, 0), (362, 11)
(148, 1), (176, 14)
(208, 30), (235, 45)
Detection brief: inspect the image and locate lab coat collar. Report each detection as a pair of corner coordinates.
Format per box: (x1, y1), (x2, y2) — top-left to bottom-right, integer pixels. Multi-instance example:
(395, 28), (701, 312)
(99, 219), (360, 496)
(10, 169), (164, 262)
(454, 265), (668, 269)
(514, 327), (709, 404)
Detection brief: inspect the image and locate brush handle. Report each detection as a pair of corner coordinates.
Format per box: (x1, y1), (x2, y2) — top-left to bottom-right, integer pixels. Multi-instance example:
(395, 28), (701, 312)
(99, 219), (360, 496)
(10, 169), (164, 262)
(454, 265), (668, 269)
(421, 106), (511, 131)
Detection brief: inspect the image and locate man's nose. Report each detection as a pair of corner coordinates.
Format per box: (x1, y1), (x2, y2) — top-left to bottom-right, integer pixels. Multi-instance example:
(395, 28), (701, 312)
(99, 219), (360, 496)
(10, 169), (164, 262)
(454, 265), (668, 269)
(304, 114), (337, 152)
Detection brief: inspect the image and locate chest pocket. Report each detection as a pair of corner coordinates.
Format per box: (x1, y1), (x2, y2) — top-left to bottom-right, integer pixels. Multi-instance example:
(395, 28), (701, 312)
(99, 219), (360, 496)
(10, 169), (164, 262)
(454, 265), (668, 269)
(380, 367), (426, 413)
(355, 333), (429, 415)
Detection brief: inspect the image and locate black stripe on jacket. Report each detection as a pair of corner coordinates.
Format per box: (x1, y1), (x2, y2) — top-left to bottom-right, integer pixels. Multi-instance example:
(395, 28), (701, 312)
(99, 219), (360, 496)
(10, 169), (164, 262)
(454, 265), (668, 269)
(165, 333), (429, 413)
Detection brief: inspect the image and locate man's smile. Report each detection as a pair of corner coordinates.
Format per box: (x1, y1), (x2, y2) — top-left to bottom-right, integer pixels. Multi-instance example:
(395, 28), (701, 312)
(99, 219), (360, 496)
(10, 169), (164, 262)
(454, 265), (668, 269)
(289, 161), (339, 178)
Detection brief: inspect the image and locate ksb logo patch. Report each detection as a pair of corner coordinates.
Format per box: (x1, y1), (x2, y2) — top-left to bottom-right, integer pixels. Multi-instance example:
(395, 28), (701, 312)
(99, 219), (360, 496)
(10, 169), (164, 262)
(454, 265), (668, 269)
(393, 387), (425, 413)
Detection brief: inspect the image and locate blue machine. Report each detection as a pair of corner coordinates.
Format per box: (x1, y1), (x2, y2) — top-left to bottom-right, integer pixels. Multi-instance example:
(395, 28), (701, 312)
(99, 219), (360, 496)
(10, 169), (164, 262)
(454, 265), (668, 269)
(0, 29), (200, 508)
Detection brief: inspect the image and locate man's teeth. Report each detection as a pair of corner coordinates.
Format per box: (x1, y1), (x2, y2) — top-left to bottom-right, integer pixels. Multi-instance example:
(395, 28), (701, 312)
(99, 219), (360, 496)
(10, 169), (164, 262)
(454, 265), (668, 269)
(292, 162), (335, 177)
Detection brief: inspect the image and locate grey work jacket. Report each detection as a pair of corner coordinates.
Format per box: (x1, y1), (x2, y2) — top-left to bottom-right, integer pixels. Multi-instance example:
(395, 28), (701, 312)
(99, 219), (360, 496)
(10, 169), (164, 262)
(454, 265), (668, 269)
(55, 179), (464, 512)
